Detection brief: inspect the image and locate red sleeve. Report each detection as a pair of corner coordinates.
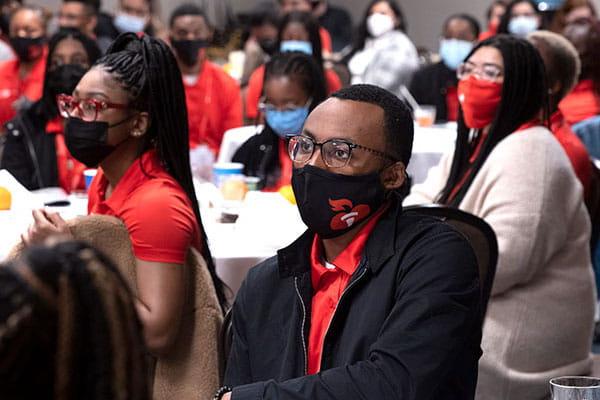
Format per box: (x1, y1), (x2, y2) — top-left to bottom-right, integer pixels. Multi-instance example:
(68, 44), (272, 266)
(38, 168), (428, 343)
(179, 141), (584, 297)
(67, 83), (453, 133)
(123, 181), (199, 264)
(222, 75), (243, 134)
(325, 68), (342, 94)
(0, 60), (19, 126)
(245, 66), (265, 120)
(319, 27), (332, 53)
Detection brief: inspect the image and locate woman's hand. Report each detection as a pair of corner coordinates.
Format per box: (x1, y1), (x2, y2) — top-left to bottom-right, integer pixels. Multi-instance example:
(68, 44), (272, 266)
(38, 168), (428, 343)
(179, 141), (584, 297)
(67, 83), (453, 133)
(21, 209), (72, 246)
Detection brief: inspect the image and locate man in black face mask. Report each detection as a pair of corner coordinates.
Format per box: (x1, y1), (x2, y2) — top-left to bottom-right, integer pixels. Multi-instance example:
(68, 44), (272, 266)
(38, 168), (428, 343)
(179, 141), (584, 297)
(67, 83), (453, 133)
(168, 3), (242, 155)
(219, 84), (483, 400)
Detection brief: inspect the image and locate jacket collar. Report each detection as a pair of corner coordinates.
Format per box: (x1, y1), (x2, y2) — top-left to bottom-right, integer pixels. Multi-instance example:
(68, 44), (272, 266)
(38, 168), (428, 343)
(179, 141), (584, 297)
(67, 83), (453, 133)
(277, 198), (401, 278)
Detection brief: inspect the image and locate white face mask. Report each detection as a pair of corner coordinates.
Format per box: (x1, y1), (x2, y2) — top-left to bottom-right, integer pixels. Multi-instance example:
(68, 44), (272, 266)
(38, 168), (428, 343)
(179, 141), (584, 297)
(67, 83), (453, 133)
(114, 12), (147, 33)
(507, 15), (539, 37)
(367, 13), (395, 38)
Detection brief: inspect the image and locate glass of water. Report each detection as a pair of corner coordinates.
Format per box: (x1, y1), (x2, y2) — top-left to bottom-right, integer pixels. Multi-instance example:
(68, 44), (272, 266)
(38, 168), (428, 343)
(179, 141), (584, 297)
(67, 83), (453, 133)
(550, 376), (600, 400)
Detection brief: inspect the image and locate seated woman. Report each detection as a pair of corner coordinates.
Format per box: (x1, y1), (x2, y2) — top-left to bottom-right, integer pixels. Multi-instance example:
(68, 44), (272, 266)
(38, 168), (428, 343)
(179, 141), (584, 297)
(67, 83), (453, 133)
(0, 240), (148, 399)
(496, 0), (542, 37)
(405, 34), (596, 400)
(1, 28), (100, 192)
(233, 51), (326, 191)
(22, 33), (227, 364)
(244, 11), (341, 121)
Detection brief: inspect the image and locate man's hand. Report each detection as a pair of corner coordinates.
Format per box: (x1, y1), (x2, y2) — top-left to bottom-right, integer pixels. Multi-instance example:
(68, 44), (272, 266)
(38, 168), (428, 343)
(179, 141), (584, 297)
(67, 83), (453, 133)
(21, 209), (72, 246)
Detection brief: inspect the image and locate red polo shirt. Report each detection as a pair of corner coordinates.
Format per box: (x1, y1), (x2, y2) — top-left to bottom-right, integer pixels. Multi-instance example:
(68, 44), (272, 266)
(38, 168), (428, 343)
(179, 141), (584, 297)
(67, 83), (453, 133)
(307, 203), (389, 375)
(559, 79), (600, 125)
(0, 47), (47, 126)
(88, 150), (201, 264)
(46, 117), (86, 193)
(183, 60), (243, 154)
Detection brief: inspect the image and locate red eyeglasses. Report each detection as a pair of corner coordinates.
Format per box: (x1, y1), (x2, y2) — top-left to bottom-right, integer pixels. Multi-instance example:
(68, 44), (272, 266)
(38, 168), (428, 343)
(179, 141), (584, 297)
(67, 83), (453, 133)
(56, 94), (129, 122)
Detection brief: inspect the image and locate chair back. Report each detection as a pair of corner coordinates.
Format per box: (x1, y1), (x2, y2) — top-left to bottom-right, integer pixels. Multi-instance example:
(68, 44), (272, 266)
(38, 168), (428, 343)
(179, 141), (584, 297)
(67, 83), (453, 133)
(573, 115), (600, 160)
(217, 125), (264, 163)
(404, 205), (498, 319)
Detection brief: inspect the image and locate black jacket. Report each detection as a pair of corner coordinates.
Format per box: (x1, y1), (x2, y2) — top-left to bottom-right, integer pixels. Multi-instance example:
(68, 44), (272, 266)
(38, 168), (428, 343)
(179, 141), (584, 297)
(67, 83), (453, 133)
(231, 125), (281, 189)
(224, 199), (482, 400)
(409, 61), (458, 123)
(0, 107), (58, 190)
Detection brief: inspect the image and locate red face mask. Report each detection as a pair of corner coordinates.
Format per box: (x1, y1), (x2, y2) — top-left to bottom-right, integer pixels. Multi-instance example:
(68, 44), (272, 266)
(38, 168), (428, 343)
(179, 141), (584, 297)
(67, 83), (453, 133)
(458, 76), (502, 129)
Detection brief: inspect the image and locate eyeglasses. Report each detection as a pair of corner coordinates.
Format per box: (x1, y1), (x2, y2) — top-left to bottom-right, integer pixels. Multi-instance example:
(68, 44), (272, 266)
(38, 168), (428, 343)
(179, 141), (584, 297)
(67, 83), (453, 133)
(56, 94), (129, 122)
(258, 97), (312, 113)
(457, 62), (504, 81)
(288, 135), (397, 168)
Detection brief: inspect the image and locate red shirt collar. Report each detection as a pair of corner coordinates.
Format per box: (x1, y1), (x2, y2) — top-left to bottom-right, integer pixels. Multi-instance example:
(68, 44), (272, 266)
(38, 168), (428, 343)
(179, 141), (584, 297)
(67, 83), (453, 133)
(310, 203), (390, 288)
(45, 117), (63, 134)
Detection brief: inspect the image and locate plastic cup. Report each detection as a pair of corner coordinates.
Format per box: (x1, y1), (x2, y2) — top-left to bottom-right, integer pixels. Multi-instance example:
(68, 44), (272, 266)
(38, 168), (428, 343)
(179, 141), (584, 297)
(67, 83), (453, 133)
(84, 169), (97, 191)
(212, 162), (244, 188)
(414, 105), (437, 127)
(550, 376), (600, 400)
(245, 176), (261, 191)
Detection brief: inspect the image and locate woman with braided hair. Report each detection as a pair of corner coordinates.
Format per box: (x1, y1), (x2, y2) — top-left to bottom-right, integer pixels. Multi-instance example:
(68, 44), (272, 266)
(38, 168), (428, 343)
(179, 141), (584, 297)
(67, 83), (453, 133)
(0, 240), (148, 399)
(21, 32), (228, 359)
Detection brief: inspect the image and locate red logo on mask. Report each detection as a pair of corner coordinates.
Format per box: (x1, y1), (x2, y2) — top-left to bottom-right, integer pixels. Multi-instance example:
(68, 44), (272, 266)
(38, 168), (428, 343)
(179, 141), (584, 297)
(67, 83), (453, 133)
(329, 198), (370, 231)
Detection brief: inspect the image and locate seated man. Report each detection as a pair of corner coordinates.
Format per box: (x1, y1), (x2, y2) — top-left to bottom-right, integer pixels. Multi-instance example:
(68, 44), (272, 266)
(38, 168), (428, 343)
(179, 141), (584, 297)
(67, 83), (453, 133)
(220, 84), (482, 400)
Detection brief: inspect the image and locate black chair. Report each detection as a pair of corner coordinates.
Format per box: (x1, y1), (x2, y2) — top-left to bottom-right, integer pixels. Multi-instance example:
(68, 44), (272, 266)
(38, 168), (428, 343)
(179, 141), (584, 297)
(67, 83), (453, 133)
(404, 204), (499, 319)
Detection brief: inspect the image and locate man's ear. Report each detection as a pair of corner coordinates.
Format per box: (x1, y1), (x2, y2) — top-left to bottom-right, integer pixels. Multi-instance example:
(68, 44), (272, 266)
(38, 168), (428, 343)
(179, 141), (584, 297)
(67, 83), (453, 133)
(380, 161), (406, 190)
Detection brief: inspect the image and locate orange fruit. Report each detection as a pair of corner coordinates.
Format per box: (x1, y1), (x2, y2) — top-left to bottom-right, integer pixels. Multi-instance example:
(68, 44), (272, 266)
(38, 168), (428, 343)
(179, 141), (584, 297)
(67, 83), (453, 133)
(0, 186), (11, 210)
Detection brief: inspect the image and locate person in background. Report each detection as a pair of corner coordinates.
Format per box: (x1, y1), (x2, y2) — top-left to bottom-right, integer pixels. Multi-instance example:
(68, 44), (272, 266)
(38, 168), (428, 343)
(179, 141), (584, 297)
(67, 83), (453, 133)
(496, 0), (542, 37)
(406, 35), (595, 400)
(0, 0), (20, 62)
(1, 29), (101, 192)
(233, 52), (326, 191)
(277, 0), (332, 54)
(0, 5), (47, 127)
(527, 30), (591, 198)
(347, 0), (419, 99)
(0, 240), (149, 400)
(410, 14), (480, 123)
(113, 0), (164, 39)
(169, 3), (242, 155)
(312, 0), (353, 53)
(221, 84), (482, 400)
(560, 18), (600, 125)
(58, 0), (113, 52)
(240, 2), (279, 88)
(551, 0), (597, 33)
(245, 11), (341, 122)
(480, 0), (508, 40)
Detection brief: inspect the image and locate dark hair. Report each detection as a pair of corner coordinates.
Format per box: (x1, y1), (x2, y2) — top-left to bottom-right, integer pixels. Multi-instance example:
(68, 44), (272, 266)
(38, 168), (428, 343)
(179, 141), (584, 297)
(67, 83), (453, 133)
(277, 11), (323, 69)
(437, 34), (549, 205)
(550, 0), (596, 33)
(563, 17), (600, 97)
(33, 28), (101, 121)
(264, 51), (327, 111)
(444, 13), (481, 38)
(0, 241), (149, 399)
(331, 83), (414, 166)
(62, 0), (98, 16)
(248, 1), (279, 28)
(497, 0), (540, 34)
(94, 33), (228, 311)
(486, 0), (508, 21)
(169, 3), (206, 28)
(352, 0), (407, 54)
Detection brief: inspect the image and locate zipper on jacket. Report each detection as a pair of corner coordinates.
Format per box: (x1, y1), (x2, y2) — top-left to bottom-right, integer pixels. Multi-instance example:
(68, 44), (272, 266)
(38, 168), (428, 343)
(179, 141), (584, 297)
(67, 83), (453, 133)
(294, 276), (308, 375)
(320, 266), (369, 371)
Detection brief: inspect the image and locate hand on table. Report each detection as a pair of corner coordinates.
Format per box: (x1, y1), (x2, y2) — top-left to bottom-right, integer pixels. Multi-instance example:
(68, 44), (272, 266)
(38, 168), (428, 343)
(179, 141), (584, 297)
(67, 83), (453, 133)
(21, 209), (72, 246)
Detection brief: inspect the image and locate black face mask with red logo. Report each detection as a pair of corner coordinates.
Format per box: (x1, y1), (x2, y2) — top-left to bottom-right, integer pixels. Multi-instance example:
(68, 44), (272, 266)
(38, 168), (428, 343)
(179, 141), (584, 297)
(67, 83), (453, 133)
(291, 165), (386, 239)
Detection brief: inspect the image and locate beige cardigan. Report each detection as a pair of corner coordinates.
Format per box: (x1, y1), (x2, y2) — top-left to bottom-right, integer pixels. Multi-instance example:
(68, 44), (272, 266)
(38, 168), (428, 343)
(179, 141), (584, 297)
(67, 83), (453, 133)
(405, 127), (596, 400)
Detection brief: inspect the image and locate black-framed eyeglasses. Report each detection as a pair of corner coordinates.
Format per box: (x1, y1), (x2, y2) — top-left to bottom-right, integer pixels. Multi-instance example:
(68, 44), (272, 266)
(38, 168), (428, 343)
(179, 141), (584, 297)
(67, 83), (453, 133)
(288, 135), (398, 168)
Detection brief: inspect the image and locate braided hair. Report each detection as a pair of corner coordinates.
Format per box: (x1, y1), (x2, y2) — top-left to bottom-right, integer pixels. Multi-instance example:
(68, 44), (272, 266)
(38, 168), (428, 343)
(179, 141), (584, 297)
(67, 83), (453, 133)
(437, 34), (549, 205)
(94, 33), (228, 311)
(0, 241), (149, 399)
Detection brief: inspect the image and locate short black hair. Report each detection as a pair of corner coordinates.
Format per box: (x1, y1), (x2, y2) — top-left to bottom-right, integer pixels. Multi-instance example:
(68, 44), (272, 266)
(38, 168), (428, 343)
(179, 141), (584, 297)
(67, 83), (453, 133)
(169, 3), (207, 28)
(444, 13), (481, 38)
(331, 84), (414, 166)
(62, 0), (99, 14)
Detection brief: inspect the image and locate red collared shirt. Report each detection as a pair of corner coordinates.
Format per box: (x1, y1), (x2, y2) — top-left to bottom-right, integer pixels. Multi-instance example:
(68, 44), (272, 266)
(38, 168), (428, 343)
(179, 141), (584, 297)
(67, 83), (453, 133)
(88, 150), (201, 264)
(559, 79), (600, 125)
(183, 60), (243, 154)
(46, 117), (86, 193)
(307, 204), (389, 375)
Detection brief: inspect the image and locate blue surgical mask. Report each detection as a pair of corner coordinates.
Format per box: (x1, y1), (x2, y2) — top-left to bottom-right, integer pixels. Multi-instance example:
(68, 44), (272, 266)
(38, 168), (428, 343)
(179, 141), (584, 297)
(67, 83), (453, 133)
(439, 39), (473, 71)
(508, 15), (539, 37)
(114, 12), (147, 33)
(280, 40), (313, 55)
(265, 107), (309, 138)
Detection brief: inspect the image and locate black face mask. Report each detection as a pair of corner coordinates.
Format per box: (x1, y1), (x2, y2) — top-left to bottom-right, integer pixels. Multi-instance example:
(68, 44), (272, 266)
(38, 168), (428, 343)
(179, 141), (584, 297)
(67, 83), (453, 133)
(170, 38), (208, 67)
(9, 36), (45, 62)
(291, 165), (386, 239)
(46, 64), (87, 98)
(258, 38), (278, 56)
(64, 116), (134, 167)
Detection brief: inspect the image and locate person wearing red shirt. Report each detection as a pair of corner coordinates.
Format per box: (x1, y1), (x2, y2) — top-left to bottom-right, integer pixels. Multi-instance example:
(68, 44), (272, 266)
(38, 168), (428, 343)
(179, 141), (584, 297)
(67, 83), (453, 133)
(479, 0), (507, 40)
(221, 84), (482, 400)
(1, 29), (100, 192)
(277, 0), (332, 53)
(0, 5), (47, 128)
(169, 4), (242, 154)
(245, 11), (341, 121)
(22, 34), (228, 386)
